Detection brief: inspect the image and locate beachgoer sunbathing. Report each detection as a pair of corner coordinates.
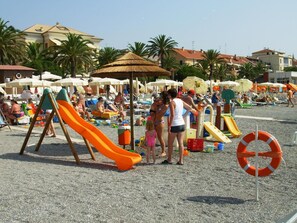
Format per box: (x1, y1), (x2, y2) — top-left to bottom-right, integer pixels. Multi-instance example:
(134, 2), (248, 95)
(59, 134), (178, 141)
(7, 99), (21, 124)
(77, 94), (90, 120)
(96, 97), (113, 115)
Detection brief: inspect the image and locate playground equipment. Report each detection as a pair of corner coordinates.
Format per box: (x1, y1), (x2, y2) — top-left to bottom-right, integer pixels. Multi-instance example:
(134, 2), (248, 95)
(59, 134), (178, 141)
(215, 89), (242, 138)
(197, 104), (231, 143)
(20, 89), (141, 171)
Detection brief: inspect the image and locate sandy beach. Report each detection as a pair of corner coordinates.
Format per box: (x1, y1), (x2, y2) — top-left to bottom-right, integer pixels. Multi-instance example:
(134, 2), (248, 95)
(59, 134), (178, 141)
(0, 104), (296, 223)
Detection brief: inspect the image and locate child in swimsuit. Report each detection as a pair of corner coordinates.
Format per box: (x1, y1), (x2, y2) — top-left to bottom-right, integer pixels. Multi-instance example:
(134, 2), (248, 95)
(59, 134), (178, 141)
(144, 120), (157, 164)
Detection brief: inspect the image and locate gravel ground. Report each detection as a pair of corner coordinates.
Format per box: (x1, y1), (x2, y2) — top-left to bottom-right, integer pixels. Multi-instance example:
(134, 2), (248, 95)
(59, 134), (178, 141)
(0, 104), (296, 223)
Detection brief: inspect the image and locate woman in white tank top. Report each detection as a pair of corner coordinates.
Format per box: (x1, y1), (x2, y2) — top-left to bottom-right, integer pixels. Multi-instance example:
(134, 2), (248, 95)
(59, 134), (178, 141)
(162, 88), (196, 165)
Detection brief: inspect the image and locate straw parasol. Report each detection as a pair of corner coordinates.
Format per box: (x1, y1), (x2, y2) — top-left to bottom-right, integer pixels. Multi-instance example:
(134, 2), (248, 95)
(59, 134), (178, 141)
(92, 52), (170, 150)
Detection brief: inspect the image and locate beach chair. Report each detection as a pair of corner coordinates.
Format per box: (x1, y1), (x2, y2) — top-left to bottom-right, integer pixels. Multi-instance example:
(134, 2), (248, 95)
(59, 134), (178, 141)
(0, 108), (11, 130)
(235, 100), (253, 108)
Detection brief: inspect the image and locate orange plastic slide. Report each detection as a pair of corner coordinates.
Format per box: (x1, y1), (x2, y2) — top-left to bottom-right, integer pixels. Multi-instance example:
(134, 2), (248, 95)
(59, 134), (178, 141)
(57, 100), (142, 171)
(223, 116), (242, 138)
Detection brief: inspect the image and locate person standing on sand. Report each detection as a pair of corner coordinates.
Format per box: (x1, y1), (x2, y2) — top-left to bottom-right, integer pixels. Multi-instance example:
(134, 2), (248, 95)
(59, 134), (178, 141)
(287, 87), (294, 107)
(144, 120), (157, 164)
(149, 92), (169, 157)
(182, 89), (200, 124)
(162, 88), (197, 165)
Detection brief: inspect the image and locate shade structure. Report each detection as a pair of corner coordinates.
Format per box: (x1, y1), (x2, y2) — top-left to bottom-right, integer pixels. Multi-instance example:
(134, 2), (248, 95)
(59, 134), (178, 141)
(205, 80), (218, 86)
(89, 77), (121, 85)
(147, 79), (183, 87)
(183, 76), (208, 94)
(51, 78), (88, 87)
(0, 86), (6, 95)
(89, 77), (122, 96)
(32, 71), (62, 80)
(92, 52), (170, 150)
(233, 79), (253, 92)
(6, 78), (52, 87)
(218, 81), (240, 87)
(258, 82), (285, 87)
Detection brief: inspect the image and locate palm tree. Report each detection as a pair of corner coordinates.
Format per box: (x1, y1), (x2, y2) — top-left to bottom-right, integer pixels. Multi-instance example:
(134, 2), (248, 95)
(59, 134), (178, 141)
(127, 42), (149, 57)
(253, 61), (267, 79)
(97, 47), (122, 67)
(214, 63), (230, 81)
(0, 18), (26, 64)
(162, 55), (180, 79)
(53, 33), (95, 78)
(147, 34), (178, 68)
(23, 42), (45, 78)
(175, 64), (205, 81)
(238, 62), (255, 80)
(202, 49), (223, 81)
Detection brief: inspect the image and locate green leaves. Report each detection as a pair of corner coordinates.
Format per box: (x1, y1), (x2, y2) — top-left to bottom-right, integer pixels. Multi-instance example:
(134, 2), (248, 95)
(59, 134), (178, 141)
(0, 18), (26, 65)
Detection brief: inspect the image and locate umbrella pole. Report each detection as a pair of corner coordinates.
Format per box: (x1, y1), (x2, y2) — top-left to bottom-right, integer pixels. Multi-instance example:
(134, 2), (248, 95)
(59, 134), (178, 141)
(129, 73), (135, 150)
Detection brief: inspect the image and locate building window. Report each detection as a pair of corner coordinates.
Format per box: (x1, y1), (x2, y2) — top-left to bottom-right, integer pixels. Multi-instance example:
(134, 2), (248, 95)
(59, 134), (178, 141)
(179, 60), (183, 65)
(279, 58), (282, 64)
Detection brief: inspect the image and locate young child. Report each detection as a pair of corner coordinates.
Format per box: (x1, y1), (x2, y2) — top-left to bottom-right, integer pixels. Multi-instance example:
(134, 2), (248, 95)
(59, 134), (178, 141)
(144, 120), (157, 164)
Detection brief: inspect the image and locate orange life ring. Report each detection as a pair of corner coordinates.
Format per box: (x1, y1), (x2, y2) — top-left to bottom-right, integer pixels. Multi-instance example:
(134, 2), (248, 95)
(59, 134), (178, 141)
(237, 131), (282, 177)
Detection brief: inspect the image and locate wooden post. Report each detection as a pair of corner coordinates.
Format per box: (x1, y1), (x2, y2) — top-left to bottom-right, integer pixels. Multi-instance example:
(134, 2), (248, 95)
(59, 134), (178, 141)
(20, 93), (46, 155)
(215, 105), (221, 130)
(129, 73), (135, 150)
(48, 93), (80, 164)
(35, 109), (55, 152)
(83, 137), (96, 160)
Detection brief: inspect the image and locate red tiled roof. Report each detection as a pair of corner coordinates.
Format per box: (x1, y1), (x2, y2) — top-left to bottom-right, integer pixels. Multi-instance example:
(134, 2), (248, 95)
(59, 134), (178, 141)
(0, 65), (35, 71)
(219, 54), (250, 65)
(252, 48), (284, 54)
(173, 48), (204, 60)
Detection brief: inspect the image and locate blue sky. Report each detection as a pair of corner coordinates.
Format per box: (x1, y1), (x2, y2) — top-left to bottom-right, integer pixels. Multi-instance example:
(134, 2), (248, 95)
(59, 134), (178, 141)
(1, 0), (296, 57)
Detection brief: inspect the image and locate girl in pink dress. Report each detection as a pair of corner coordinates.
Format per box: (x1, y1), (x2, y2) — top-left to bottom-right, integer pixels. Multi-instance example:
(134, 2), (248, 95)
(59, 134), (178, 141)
(144, 120), (157, 164)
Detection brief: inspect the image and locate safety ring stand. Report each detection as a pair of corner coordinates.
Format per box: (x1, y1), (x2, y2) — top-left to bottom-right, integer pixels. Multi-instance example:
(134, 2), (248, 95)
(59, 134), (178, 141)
(236, 125), (284, 201)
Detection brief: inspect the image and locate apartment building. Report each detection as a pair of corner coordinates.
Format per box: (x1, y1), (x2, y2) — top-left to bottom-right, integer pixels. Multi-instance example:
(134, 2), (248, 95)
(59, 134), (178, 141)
(23, 22), (102, 50)
(251, 48), (292, 72)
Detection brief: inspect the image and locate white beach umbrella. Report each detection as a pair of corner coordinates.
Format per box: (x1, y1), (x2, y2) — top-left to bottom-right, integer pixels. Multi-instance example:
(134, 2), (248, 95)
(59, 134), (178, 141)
(218, 81), (240, 87)
(147, 79), (182, 87)
(233, 79), (253, 92)
(51, 78), (88, 87)
(89, 77), (121, 96)
(6, 78), (51, 88)
(257, 82), (274, 87)
(205, 80), (218, 86)
(89, 77), (121, 85)
(271, 83), (286, 88)
(32, 71), (62, 80)
(183, 76), (208, 94)
(0, 83), (6, 87)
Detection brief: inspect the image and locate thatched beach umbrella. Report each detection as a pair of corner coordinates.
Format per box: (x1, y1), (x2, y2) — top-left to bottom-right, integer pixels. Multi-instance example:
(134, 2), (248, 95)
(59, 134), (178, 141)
(92, 52), (170, 150)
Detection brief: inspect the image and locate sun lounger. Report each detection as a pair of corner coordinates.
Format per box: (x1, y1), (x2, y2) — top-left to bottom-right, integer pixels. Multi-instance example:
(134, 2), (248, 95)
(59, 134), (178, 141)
(235, 100), (253, 108)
